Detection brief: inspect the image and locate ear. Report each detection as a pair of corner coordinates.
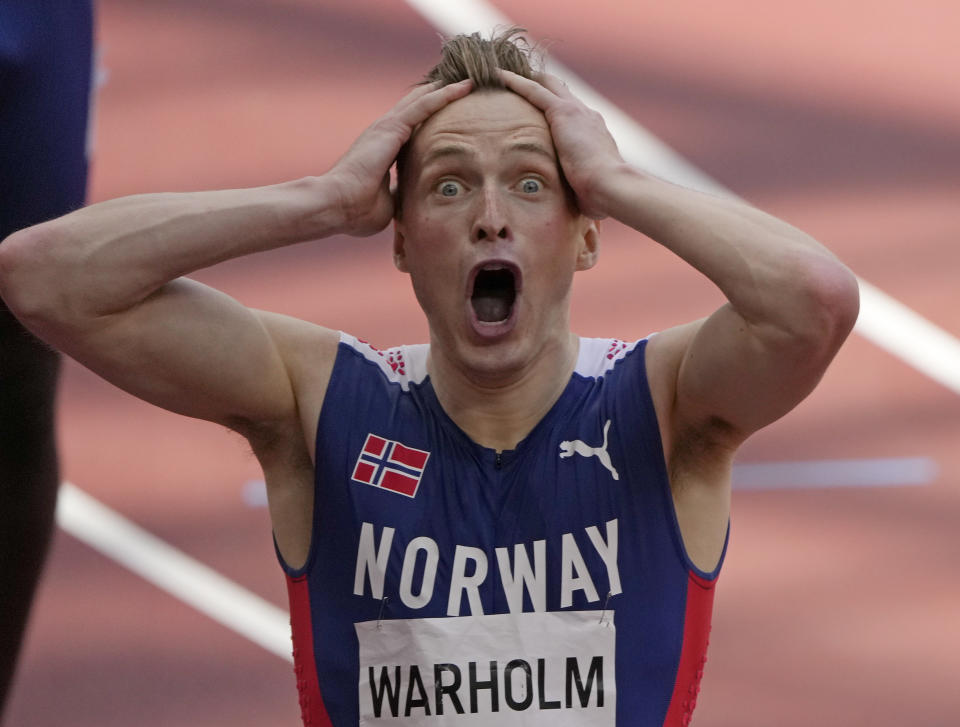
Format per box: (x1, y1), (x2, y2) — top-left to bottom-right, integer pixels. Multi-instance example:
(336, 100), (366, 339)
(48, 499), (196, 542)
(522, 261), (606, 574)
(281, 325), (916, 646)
(392, 220), (409, 272)
(575, 217), (600, 271)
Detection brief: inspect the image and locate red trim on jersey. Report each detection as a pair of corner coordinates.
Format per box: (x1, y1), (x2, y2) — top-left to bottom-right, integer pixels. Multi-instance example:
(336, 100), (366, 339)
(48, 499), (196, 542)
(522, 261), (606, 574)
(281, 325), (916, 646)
(286, 574), (333, 727)
(663, 571), (717, 726)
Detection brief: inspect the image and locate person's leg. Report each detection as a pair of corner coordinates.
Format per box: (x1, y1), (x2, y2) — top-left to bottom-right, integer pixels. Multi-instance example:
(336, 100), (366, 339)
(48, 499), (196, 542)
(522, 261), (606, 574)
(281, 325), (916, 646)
(0, 0), (94, 713)
(0, 327), (61, 710)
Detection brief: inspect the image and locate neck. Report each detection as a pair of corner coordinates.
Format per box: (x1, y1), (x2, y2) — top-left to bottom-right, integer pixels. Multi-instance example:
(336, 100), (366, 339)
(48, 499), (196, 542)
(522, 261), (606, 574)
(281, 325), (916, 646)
(427, 332), (580, 451)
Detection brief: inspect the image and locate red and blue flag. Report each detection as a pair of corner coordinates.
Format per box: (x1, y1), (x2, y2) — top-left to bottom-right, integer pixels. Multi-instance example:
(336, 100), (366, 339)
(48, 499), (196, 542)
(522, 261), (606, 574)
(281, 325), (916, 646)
(351, 434), (430, 498)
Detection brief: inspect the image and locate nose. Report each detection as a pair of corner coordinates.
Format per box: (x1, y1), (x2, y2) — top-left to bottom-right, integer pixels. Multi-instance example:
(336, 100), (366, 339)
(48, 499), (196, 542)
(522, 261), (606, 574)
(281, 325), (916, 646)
(471, 185), (510, 243)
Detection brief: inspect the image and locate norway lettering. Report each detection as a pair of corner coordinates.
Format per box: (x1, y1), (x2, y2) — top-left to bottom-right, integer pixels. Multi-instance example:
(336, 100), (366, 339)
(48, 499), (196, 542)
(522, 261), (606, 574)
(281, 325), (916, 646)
(353, 519), (622, 614)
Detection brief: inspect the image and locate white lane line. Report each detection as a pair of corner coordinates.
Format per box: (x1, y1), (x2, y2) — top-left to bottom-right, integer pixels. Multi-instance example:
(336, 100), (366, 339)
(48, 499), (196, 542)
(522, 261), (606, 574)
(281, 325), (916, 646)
(854, 280), (960, 394)
(403, 0), (960, 397)
(243, 478), (270, 507)
(733, 457), (938, 491)
(55, 482), (293, 663)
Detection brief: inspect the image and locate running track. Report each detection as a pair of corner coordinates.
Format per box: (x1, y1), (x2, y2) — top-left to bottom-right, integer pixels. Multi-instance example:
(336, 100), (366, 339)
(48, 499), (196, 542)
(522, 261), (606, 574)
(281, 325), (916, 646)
(7, 1), (960, 725)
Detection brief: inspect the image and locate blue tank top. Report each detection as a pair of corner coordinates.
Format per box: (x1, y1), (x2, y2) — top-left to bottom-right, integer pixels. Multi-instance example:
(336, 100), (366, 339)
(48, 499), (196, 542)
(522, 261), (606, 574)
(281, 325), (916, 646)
(279, 333), (725, 726)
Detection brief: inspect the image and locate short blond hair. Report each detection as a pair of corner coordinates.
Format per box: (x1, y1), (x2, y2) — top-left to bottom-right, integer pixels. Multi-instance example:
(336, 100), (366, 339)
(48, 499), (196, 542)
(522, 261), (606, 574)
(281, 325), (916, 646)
(421, 26), (541, 88)
(395, 28), (544, 216)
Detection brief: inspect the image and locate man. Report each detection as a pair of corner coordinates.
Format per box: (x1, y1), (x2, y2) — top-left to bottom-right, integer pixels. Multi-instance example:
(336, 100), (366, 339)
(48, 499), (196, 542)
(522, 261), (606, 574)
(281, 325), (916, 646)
(0, 0), (94, 716)
(0, 29), (858, 727)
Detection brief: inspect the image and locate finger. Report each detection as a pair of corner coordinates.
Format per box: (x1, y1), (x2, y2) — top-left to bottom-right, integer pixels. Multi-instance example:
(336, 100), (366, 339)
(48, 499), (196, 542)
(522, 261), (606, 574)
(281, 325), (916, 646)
(497, 69), (560, 111)
(534, 72), (575, 99)
(392, 80), (445, 114)
(394, 79), (474, 127)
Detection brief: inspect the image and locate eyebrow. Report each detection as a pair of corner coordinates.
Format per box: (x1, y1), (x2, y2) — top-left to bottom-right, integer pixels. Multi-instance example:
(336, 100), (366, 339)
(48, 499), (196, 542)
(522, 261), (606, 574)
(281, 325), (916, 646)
(505, 141), (557, 161)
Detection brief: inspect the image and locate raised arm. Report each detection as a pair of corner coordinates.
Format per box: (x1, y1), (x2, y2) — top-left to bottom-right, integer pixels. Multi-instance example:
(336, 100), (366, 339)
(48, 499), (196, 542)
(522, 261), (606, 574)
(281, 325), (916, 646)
(0, 79), (473, 441)
(501, 70), (859, 567)
(499, 70), (859, 442)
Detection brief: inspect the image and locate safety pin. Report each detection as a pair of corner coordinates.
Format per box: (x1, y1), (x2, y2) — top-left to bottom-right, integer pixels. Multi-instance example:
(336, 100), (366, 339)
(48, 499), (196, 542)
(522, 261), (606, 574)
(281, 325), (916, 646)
(598, 591), (612, 626)
(376, 596), (390, 630)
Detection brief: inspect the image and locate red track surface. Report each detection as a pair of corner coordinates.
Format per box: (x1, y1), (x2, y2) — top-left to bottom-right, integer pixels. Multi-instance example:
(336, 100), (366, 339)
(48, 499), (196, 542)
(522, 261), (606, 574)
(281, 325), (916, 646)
(7, 1), (959, 725)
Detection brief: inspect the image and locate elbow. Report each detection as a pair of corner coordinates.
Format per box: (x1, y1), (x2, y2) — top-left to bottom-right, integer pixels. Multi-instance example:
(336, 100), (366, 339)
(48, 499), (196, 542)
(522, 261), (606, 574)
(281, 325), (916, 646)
(0, 223), (72, 327)
(788, 255), (860, 358)
(814, 259), (860, 342)
(0, 228), (41, 316)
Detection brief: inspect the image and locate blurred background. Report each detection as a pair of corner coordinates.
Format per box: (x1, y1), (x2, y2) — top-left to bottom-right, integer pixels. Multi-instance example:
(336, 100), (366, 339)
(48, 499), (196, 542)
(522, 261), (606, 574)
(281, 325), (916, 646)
(6, 1), (959, 725)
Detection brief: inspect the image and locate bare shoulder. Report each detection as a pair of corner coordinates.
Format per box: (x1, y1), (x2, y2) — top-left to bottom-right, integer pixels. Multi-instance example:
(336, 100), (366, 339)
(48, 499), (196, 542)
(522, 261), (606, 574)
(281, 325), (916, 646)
(645, 318), (740, 478)
(255, 311), (341, 463)
(643, 320), (704, 458)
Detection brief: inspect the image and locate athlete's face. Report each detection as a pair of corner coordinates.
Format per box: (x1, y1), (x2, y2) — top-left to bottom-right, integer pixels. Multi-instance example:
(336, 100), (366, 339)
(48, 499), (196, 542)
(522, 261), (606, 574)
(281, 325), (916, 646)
(394, 89), (598, 376)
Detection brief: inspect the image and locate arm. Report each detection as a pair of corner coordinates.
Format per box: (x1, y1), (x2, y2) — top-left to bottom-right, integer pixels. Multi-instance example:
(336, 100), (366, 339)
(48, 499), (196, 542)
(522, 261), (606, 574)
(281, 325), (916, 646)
(595, 168), (860, 444)
(500, 69), (859, 444)
(0, 79), (474, 440)
(1, 181), (340, 434)
(501, 70), (859, 567)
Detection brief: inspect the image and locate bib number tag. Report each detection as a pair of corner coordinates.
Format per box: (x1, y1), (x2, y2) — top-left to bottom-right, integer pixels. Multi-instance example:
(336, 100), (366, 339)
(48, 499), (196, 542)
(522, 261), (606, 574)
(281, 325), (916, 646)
(356, 610), (615, 725)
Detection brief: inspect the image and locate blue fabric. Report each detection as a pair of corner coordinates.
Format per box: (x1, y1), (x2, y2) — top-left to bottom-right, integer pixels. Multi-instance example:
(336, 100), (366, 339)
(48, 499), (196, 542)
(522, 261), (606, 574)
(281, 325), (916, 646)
(280, 336), (723, 726)
(1, 0), (93, 239)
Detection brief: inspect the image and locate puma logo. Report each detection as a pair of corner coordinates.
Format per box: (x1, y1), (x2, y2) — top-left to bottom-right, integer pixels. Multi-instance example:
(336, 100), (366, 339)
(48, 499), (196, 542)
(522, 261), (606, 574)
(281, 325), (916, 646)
(559, 420), (619, 481)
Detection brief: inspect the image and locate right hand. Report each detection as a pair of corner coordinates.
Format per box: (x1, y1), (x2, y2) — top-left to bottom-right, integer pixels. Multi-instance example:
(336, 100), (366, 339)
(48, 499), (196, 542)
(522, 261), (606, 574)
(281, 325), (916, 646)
(328, 79), (474, 237)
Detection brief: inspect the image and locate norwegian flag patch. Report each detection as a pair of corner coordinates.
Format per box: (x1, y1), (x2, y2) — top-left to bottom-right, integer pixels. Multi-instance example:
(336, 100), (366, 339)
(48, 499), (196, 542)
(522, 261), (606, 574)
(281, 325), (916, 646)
(351, 434), (430, 498)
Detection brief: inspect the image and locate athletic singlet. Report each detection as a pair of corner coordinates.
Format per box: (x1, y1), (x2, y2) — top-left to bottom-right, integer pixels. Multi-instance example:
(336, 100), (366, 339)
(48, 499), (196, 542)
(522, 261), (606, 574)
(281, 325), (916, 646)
(278, 333), (726, 727)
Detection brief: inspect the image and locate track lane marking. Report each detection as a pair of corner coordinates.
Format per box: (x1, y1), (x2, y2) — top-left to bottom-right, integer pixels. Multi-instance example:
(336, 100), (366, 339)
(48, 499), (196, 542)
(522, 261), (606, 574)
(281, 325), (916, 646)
(732, 457), (938, 490)
(403, 0), (960, 396)
(55, 482), (293, 662)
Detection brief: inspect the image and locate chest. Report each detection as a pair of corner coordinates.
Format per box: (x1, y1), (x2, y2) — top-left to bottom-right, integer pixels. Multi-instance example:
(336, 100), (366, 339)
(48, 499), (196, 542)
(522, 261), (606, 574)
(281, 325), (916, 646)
(329, 419), (647, 619)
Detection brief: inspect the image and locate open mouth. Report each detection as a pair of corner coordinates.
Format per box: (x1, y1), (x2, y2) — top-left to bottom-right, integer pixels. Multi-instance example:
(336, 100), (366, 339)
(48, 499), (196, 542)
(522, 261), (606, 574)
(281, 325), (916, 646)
(470, 264), (518, 324)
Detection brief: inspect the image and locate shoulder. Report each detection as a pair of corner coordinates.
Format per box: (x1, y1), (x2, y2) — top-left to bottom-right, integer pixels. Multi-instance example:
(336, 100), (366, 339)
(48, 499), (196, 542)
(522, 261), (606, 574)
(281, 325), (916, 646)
(572, 336), (643, 379)
(332, 333), (430, 390)
(256, 311), (341, 387)
(642, 320), (710, 459)
(645, 319), (741, 461)
(571, 330), (702, 459)
(251, 312), (339, 459)
(255, 316), (430, 458)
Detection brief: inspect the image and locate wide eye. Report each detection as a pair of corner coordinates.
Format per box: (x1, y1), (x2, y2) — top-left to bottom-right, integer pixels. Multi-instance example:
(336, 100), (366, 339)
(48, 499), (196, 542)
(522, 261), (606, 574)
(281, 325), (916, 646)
(438, 180), (463, 197)
(520, 178), (542, 194)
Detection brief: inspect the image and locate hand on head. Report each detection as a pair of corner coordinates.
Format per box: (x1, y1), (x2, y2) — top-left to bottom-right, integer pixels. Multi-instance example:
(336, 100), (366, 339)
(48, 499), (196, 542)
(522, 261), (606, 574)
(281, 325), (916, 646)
(498, 69), (622, 220)
(330, 67), (621, 237)
(328, 79), (474, 238)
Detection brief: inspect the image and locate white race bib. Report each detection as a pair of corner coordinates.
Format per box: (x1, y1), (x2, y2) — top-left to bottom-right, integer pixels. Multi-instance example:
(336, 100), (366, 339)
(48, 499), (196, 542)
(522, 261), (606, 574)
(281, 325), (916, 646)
(356, 610), (615, 725)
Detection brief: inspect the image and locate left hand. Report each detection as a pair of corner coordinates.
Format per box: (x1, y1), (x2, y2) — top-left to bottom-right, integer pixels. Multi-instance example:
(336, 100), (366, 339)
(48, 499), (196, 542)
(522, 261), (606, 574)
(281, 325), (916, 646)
(498, 69), (623, 219)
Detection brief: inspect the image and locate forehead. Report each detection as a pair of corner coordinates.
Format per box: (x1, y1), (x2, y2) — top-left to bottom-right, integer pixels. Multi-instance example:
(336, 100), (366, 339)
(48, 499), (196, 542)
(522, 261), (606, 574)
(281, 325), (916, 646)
(409, 89), (554, 162)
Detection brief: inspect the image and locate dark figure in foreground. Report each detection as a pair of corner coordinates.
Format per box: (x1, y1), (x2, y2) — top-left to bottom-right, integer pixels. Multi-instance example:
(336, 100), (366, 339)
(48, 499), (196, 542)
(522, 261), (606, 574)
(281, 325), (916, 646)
(0, 29), (858, 726)
(0, 1), (94, 716)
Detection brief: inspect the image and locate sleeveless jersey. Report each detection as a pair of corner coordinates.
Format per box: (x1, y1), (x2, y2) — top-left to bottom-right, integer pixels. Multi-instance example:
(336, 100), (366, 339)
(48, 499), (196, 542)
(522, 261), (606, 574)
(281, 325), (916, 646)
(278, 333), (725, 727)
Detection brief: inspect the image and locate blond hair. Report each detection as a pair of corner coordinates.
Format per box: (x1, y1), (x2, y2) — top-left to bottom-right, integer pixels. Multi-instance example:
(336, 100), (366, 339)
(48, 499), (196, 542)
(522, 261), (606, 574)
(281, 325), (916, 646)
(395, 28), (544, 215)
(421, 27), (541, 88)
